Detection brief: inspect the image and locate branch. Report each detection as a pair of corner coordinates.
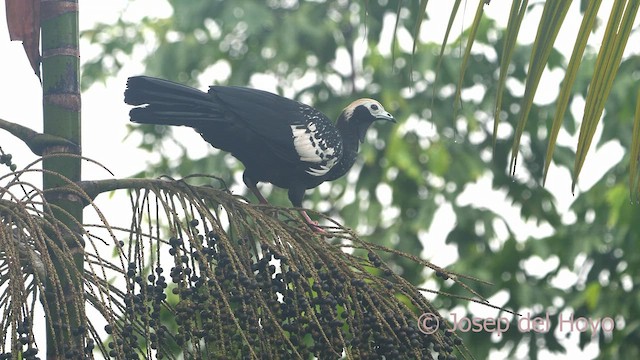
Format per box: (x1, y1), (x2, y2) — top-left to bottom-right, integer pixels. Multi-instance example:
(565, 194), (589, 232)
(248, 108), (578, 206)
(0, 117), (80, 155)
(74, 177), (232, 203)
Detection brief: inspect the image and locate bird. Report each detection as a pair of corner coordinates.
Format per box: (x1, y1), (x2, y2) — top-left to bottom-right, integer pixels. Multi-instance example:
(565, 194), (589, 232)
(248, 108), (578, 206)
(124, 76), (395, 232)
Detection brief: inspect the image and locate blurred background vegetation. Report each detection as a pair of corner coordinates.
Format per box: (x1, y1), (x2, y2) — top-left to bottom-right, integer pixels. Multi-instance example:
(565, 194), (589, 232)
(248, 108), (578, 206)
(81, 1), (639, 358)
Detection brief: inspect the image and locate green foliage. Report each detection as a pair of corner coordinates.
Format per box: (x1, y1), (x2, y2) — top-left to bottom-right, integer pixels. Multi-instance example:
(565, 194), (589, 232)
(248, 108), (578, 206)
(84, 1), (640, 358)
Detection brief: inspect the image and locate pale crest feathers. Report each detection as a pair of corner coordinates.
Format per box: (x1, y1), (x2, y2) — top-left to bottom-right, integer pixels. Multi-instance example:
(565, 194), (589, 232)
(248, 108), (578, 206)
(342, 98), (386, 121)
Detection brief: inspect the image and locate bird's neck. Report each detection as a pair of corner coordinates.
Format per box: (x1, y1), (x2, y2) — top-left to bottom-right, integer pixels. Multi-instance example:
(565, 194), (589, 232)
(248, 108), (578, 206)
(338, 115), (361, 151)
(326, 115), (360, 180)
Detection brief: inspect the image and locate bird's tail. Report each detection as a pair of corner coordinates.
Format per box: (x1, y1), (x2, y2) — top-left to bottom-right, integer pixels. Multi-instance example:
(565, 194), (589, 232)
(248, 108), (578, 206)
(124, 76), (222, 126)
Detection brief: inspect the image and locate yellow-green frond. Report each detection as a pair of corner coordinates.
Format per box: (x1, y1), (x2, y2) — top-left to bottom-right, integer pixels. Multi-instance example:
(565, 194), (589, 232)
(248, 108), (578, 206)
(629, 90), (640, 200)
(432, 0), (462, 112)
(572, 0), (639, 192)
(493, 0), (528, 152)
(509, 1), (572, 176)
(452, 0), (486, 123)
(542, 0), (603, 185)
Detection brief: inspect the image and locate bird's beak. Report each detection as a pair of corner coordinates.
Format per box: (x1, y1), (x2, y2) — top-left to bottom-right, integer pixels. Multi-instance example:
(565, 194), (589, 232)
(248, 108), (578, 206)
(376, 112), (395, 123)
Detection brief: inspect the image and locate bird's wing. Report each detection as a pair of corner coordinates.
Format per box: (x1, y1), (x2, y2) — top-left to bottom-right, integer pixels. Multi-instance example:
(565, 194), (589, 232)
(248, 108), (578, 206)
(209, 86), (343, 177)
(289, 105), (343, 177)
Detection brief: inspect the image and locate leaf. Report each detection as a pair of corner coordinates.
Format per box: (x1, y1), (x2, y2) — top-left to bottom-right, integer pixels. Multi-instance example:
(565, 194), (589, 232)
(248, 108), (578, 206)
(427, 142), (451, 177)
(606, 183), (628, 226)
(390, 0), (403, 64)
(432, 0), (462, 112)
(411, 0), (429, 58)
(493, 0), (528, 151)
(573, 0), (640, 192)
(452, 0), (486, 123)
(543, 0), (603, 185)
(509, 1), (571, 176)
(631, 89), (640, 200)
(5, 0), (41, 78)
(583, 282), (601, 311)
(386, 131), (423, 182)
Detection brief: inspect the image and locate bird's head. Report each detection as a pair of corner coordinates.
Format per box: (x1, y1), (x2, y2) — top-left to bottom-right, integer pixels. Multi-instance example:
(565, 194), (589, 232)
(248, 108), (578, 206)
(338, 99), (395, 143)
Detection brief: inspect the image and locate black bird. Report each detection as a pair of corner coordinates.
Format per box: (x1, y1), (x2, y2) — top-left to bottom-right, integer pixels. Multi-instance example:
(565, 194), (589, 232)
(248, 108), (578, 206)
(124, 76), (394, 232)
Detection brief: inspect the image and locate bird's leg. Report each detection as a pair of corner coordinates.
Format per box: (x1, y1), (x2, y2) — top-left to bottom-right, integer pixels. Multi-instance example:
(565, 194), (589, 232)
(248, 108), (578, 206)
(243, 172), (269, 204)
(300, 210), (326, 234)
(249, 184), (269, 204)
(288, 187), (326, 234)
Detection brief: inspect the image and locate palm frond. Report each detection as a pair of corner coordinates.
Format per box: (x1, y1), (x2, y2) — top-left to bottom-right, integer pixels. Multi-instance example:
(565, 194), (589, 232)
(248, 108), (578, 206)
(573, 0), (639, 191)
(1, 163), (483, 359)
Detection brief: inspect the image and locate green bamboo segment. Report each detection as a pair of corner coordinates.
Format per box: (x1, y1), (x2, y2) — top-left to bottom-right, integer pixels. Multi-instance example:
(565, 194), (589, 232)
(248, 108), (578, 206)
(509, 0), (571, 176)
(572, 0), (639, 191)
(41, 11), (78, 49)
(452, 0), (486, 121)
(631, 90), (640, 200)
(542, 0), (602, 185)
(40, 0), (84, 357)
(493, 0), (527, 151)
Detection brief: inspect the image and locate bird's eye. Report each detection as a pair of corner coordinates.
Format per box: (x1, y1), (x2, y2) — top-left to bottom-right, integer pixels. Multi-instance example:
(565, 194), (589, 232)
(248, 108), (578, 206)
(370, 104), (379, 111)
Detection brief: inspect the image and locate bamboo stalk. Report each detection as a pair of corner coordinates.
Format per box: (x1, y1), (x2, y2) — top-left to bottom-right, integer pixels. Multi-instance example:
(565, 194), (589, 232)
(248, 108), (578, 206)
(40, 0), (84, 358)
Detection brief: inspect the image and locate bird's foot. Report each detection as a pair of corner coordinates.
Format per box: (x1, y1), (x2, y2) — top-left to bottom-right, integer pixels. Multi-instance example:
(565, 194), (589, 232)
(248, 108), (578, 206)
(301, 210), (327, 234)
(306, 220), (327, 234)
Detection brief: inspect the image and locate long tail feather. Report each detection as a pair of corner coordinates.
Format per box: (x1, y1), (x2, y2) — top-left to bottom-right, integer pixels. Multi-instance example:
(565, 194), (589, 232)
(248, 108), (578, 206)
(125, 76), (222, 126)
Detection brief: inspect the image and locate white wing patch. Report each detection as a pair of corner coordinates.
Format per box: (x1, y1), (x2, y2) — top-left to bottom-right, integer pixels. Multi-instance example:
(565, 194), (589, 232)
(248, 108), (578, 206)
(306, 164), (332, 176)
(291, 124), (338, 177)
(291, 126), (322, 162)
